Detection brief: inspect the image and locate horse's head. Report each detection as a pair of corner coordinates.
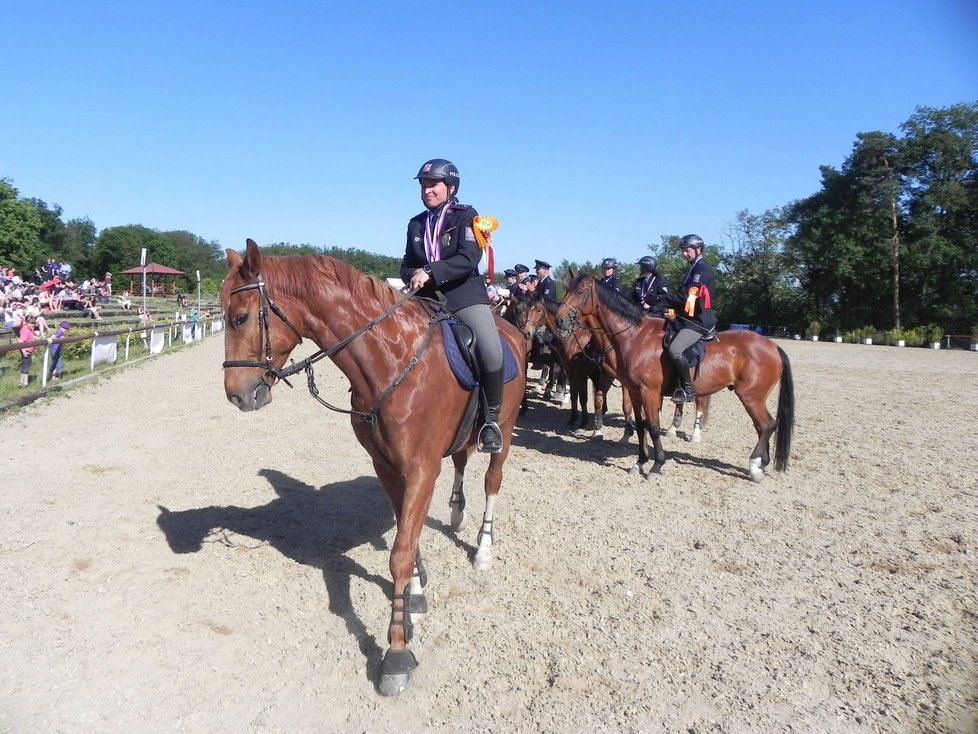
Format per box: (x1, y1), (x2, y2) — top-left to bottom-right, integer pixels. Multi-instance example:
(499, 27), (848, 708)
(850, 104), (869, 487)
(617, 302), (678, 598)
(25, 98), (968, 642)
(555, 273), (595, 339)
(221, 239), (304, 411)
(516, 296), (548, 340)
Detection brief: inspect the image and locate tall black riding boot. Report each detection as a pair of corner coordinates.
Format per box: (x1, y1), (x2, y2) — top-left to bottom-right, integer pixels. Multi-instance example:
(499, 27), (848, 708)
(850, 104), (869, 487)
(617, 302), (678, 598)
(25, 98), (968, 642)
(478, 368), (504, 454)
(671, 354), (695, 404)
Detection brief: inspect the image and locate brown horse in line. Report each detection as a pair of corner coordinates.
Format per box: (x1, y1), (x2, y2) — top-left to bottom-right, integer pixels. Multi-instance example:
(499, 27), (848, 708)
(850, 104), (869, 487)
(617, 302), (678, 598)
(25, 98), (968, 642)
(555, 274), (794, 481)
(516, 294), (712, 441)
(540, 287), (713, 443)
(221, 240), (527, 695)
(514, 294), (635, 439)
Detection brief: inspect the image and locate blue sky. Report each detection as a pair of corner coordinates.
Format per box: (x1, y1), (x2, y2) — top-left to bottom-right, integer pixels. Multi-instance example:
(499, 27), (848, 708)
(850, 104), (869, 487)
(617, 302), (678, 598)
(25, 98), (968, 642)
(2, 1), (976, 272)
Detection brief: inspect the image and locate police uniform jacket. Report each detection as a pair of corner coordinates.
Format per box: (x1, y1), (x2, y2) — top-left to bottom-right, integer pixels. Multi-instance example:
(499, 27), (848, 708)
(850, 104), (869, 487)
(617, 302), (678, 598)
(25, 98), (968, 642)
(400, 202), (489, 311)
(537, 275), (557, 303)
(662, 256), (717, 330)
(632, 274), (670, 315)
(599, 275), (622, 293)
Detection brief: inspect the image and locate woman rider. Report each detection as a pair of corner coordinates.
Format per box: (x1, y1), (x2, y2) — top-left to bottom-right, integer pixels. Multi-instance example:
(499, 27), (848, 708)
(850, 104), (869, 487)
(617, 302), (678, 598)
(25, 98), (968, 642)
(598, 258), (622, 292)
(400, 158), (504, 453)
(661, 234), (717, 403)
(632, 255), (670, 314)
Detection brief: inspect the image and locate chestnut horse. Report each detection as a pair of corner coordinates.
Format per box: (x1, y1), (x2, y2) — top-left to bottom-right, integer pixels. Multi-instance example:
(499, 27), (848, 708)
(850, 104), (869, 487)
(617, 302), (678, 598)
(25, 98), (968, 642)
(221, 240), (527, 695)
(514, 294), (635, 439)
(556, 274), (794, 481)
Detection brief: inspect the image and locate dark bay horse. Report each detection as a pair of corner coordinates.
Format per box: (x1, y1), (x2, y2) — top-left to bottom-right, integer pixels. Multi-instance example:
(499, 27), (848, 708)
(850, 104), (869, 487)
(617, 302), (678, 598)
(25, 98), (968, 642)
(556, 274), (794, 481)
(221, 240), (527, 695)
(514, 294), (635, 439)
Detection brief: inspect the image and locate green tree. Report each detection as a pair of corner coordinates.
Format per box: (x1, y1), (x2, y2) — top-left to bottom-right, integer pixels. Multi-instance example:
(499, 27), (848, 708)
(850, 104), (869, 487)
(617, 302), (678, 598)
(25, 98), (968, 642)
(721, 209), (803, 330)
(91, 225), (175, 286)
(62, 217), (97, 273)
(161, 230), (226, 291)
(0, 178), (45, 273)
(786, 133), (905, 331)
(899, 103), (978, 331)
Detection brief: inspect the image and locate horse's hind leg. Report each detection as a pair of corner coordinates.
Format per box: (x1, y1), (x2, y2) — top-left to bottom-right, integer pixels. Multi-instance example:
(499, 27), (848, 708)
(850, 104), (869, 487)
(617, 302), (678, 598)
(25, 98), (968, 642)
(737, 392), (775, 482)
(449, 450), (471, 531)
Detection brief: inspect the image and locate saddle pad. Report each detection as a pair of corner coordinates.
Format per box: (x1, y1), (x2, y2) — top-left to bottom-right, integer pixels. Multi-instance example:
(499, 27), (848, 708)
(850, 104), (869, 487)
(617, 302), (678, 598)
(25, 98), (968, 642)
(440, 319), (520, 390)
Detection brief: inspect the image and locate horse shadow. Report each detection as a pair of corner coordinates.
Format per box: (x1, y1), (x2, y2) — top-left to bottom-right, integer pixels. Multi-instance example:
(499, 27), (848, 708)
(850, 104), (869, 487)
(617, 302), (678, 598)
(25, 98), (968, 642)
(156, 468), (397, 685)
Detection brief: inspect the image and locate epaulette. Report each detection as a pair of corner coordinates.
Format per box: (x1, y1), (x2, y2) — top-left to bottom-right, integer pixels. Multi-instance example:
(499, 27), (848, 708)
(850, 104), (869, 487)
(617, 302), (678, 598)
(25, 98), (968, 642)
(450, 202), (472, 211)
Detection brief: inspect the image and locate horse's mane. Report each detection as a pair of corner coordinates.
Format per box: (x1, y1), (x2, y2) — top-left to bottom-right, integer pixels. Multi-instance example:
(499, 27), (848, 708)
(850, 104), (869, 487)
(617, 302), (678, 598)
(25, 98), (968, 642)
(262, 254), (404, 311)
(568, 274), (646, 325)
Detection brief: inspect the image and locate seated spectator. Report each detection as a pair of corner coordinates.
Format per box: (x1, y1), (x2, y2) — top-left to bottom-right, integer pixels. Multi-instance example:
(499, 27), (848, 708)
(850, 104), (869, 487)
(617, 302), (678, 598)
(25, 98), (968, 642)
(26, 302), (50, 337)
(118, 290), (132, 310)
(83, 295), (101, 320)
(2, 297), (18, 329)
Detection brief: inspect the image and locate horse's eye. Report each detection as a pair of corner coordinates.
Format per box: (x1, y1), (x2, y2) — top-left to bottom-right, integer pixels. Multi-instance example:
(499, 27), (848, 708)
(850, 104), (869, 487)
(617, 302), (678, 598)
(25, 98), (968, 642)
(233, 313), (249, 328)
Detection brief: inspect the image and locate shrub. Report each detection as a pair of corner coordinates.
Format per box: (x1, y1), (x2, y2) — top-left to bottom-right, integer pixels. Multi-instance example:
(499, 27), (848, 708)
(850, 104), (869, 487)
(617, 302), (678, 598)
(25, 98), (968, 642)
(885, 328), (903, 345)
(926, 324), (944, 343)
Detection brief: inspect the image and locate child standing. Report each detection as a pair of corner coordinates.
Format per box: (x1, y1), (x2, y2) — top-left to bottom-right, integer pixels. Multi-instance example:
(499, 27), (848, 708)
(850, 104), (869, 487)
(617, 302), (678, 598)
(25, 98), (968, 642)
(18, 315), (36, 387)
(49, 320), (71, 380)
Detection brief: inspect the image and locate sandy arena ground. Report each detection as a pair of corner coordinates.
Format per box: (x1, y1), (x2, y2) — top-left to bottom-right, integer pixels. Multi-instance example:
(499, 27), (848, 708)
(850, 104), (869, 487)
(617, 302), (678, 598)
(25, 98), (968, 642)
(1, 335), (975, 733)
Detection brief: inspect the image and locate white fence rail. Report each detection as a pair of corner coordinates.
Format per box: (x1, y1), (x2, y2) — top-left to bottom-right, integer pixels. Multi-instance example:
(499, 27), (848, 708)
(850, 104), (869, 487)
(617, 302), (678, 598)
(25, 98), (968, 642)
(1, 315), (225, 389)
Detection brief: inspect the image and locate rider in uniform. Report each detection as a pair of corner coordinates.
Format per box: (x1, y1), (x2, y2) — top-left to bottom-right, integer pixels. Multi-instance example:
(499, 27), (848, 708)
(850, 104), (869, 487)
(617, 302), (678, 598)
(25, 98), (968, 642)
(400, 158), (504, 453)
(632, 255), (670, 314)
(661, 234), (717, 404)
(534, 260), (557, 303)
(598, 258), (622, 292)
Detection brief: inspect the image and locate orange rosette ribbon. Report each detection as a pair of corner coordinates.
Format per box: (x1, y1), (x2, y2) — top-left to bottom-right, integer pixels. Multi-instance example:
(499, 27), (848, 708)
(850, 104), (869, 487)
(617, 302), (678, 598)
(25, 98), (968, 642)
(473, 215), (499, 250)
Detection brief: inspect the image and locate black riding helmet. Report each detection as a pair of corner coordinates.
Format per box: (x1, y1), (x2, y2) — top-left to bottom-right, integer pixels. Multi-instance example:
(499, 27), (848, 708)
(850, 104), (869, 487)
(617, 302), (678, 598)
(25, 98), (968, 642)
(601, 257), (617, 270)
(638, 255), (657, 273)
(415, 158), (460, 194)
(680, 234), (704, 251)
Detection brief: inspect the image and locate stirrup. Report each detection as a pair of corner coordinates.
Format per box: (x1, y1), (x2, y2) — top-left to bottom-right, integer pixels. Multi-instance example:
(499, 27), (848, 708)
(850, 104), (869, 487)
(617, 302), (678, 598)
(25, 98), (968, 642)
(672, 387), (694, 404)
(478, 422), (503, 454)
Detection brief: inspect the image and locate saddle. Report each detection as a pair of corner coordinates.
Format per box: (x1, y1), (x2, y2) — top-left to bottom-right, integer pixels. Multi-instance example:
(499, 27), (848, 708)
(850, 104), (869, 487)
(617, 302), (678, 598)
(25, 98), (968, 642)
(438, 318), (520, 457)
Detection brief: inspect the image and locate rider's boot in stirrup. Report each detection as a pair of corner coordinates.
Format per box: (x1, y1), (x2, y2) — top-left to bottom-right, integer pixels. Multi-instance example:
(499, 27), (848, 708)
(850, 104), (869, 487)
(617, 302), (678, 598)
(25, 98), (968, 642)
(671, 353), (695, 404)
(478, 368), (504, 454)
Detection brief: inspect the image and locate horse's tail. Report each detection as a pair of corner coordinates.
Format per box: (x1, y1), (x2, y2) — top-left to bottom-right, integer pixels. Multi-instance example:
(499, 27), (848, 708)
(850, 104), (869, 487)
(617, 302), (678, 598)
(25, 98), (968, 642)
(774, 347), (794, 471)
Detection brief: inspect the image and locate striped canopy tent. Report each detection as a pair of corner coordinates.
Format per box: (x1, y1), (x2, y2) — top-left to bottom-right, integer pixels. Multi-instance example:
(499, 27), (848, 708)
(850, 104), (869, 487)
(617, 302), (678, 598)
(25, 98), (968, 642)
(120, 263), (186, 297)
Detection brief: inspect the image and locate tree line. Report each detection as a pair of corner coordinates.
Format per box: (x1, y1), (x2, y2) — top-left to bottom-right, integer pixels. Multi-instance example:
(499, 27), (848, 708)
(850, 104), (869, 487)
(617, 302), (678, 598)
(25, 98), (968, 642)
(3, 102), (975, 334)
(554, 102), (977, 337)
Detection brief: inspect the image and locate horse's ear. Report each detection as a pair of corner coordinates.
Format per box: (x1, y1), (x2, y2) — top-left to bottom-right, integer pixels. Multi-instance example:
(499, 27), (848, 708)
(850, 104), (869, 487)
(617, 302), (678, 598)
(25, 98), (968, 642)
(226, 248), (242, 268)
(239, 238), (263, 279)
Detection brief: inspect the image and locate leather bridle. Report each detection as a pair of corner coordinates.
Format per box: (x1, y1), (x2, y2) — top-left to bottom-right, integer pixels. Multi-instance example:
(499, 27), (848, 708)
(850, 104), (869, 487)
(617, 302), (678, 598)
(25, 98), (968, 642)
(222, 270), (423, 421)
(222, 274), (305, 387)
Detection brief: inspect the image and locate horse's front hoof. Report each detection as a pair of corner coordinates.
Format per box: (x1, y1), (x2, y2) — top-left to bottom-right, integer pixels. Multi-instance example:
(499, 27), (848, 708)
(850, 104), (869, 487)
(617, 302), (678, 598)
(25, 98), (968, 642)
(573, 427), (588, 438)
(647, 462), (664, 477)
(378, 648), (418, 696)
(664, 425), (677, 439)
(628, 463), (642, 476)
